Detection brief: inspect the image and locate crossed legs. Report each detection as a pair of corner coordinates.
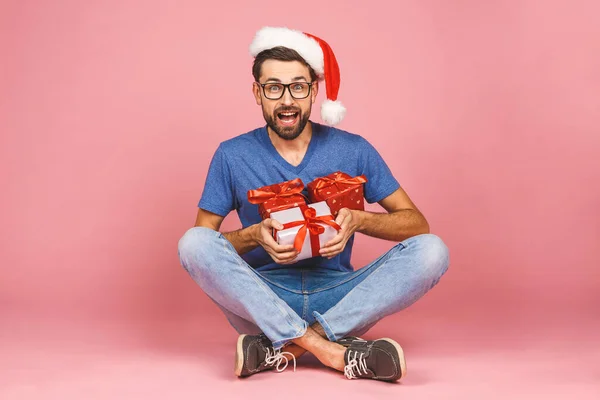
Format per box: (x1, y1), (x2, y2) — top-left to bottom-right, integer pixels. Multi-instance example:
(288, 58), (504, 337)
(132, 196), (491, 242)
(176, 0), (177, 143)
(178, 226), (449, 377)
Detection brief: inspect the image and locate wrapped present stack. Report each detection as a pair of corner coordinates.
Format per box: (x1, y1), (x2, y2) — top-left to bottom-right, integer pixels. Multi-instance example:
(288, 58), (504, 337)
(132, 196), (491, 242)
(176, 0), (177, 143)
(270, 202), (340, 261)
(247, 171), (368, 263)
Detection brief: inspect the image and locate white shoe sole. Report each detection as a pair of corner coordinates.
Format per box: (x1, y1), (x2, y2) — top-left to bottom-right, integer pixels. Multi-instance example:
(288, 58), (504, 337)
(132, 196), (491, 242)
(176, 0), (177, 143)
(234, 334), (247, 377)
(379, 337), (407, 380)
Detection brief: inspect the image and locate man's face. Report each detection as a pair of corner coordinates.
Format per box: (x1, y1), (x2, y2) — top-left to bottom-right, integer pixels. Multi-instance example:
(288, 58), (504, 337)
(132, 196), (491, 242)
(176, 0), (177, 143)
(253, 59), (318, 141)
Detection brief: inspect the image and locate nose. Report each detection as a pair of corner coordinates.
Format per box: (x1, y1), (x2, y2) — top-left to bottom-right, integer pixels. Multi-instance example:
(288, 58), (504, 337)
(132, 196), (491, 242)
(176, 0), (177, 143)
(280, 86), (294, 105)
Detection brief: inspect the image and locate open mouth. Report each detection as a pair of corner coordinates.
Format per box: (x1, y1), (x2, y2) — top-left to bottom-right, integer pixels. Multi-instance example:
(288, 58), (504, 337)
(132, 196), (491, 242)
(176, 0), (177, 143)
(277, 111), (299, 126)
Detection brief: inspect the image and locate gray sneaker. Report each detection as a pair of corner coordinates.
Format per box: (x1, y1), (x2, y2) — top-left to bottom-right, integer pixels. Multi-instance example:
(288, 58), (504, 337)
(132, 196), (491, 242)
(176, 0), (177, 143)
(234, 333), (296, 377)
(343, 338), (406, 382)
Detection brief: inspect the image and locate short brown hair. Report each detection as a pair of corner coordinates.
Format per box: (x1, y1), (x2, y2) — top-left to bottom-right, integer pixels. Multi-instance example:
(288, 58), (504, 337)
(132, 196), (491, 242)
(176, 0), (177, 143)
(252, 46), (318, 82)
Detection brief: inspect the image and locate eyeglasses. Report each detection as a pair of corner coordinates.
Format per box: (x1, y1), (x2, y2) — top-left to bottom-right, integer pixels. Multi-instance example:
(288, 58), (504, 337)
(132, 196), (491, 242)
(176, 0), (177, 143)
(257, 82), (314, 100)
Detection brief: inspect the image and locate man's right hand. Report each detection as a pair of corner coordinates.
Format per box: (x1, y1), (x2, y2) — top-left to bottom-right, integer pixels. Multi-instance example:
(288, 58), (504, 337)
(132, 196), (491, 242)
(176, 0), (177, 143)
(254, 218), (299, 264)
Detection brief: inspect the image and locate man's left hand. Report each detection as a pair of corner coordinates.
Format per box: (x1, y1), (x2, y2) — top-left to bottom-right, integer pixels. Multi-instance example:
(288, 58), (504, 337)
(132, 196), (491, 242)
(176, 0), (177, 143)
(319, 208), (361, 259)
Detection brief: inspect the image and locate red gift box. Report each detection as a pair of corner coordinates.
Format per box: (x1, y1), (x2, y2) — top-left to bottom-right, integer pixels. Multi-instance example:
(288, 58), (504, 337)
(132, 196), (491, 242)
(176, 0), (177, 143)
(247, 178), (307, 219)
(307, 171), (368, 216)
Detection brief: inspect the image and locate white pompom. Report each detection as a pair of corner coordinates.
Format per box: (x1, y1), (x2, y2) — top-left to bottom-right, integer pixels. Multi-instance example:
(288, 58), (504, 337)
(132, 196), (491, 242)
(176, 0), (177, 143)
(321, 99), (346, 126)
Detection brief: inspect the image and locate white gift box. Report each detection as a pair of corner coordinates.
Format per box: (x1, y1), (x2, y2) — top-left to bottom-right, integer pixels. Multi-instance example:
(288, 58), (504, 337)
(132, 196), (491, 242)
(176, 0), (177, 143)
(270, 201), (339, 263)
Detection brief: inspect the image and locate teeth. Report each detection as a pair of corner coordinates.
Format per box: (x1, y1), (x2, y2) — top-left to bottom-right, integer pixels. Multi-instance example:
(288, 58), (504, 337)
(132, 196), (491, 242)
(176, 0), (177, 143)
(280, 112), (296, 116)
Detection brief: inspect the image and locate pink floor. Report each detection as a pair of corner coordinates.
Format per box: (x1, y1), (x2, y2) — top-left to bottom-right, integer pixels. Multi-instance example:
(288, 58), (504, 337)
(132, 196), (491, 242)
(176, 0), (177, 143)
(3, 309), (598, 400)
(4, 0), (600, 398)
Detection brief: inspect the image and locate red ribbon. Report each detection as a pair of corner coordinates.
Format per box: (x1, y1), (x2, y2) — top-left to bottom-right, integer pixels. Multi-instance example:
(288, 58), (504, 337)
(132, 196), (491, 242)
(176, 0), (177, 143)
(311, 172), (367, 198)
(281, 207), (341, 257)
(247, 178), (305, 205)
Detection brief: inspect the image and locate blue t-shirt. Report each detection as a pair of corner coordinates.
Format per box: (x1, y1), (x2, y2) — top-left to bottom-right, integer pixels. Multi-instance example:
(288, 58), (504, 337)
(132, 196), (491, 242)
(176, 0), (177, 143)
(198, 122), (400, 272)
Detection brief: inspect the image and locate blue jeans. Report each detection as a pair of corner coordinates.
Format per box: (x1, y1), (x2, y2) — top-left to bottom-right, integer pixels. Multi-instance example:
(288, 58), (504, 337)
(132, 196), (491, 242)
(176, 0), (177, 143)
(177, 227), (449, 350)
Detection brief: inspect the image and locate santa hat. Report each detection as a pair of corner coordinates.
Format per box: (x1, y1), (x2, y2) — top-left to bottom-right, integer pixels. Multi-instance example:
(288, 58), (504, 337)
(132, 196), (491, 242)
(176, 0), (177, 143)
(249, 26), (346, 126)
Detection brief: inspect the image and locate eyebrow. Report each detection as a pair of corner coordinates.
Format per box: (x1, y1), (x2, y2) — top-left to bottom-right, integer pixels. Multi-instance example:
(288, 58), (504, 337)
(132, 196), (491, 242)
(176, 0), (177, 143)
(264, 76), (309, 83)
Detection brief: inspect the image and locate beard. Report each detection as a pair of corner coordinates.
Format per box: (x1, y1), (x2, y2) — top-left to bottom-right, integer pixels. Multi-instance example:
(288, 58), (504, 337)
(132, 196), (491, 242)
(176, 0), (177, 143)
(263, 104), (311, 141)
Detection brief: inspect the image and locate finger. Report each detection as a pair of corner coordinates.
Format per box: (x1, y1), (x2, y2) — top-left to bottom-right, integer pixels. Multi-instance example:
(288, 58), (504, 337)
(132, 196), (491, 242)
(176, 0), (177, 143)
(261, 228), (295, 252)
(264, 218), (285, 231)
(273, 257), (295, 265)
(337, 207), (353, 223)
(267, 251), (289, 264)
(322, 250), (340, 259)
(270, 241), (297, 253)
(270, 252), (299, 264)
(321, 246), (343, 258)
(335, 210), (347, 226)
(265, 246), (299, 261)
(321, 232), (344, 250)
(271, 248), (299, 260)
(278, 257), (299, 265)
(320, 240), (345, 257)
(260, 220), (297, 251)
(340, 216), (353, 232)
(265, 239), (295, 254)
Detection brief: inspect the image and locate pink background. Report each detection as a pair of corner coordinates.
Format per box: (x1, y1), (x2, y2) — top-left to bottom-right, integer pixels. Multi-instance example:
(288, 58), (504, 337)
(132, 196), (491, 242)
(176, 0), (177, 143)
(2, 0), (599, 398)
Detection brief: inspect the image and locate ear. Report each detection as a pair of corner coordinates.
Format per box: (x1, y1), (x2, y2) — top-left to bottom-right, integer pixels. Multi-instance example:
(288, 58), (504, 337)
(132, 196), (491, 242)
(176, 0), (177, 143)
(252, 82), (262, 106)
(311, 81), (319, 104)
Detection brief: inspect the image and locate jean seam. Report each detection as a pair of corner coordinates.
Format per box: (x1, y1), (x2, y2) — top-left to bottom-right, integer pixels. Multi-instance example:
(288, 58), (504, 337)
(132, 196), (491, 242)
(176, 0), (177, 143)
(312, 311), (337, 341)
(301, 269), (308, 320)
(304, 266), (375, 294)
(258, 275), (304, 294)
(219, 235), (305, 334)
(302, 294), (309, 320)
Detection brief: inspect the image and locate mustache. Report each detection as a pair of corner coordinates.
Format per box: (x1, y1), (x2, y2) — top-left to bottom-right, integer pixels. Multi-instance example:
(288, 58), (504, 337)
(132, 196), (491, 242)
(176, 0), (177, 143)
(275, 107), (301, 114)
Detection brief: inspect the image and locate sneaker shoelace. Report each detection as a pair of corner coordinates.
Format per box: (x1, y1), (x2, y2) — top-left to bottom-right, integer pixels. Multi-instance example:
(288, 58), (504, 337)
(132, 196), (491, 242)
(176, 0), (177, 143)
(344, 349), (369, 379)
(264, 347), (296, 372)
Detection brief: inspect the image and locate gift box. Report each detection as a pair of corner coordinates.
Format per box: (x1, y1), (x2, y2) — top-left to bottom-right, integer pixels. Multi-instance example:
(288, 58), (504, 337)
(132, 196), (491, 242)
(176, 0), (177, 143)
(307, 171), (368, 216)
(247, 178), (307, 219)
(270, 201), (341, 263)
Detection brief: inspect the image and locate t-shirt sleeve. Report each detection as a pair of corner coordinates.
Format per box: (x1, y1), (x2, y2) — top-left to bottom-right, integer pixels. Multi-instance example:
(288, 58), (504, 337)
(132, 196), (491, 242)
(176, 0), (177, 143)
(358, 137), (401, 203)
(197, 144), (236, 216)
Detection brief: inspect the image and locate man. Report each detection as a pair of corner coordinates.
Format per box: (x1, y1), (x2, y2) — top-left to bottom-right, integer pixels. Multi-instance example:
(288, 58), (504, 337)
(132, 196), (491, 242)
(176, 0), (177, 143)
(177, 27), (449, 382)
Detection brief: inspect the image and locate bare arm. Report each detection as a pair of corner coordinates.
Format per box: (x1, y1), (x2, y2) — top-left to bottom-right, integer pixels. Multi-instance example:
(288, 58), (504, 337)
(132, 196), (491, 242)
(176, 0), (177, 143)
(194, 208), (299, 263)
(194, 208), (259, 255)
(354, 187), (430, 242)
(319, 187), (430, 258)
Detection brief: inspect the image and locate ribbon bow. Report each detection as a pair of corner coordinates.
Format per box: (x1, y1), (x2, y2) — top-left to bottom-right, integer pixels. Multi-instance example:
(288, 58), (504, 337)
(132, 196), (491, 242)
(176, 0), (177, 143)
(312, 172), (367, 196)
(281, 207), (342, 256)
(247, 178), (305, 204)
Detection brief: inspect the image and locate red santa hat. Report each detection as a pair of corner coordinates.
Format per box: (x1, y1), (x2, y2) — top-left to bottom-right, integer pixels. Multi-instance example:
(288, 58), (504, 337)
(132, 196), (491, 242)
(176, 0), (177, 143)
(249, 26), (346, 126)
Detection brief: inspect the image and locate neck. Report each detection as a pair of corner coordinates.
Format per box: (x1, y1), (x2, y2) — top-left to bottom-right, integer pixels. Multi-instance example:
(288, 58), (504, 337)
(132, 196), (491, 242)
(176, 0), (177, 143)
(267, 121), (313, 154)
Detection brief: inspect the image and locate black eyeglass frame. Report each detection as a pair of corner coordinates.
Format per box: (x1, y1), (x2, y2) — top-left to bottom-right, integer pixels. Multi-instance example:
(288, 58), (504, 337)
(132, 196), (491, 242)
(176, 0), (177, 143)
(256, 81), (315, 100)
